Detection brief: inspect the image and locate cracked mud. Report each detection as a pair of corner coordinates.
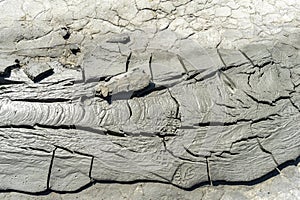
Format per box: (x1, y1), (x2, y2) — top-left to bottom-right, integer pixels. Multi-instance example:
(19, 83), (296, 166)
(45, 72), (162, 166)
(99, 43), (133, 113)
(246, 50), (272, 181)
(0, 29), (300, 194)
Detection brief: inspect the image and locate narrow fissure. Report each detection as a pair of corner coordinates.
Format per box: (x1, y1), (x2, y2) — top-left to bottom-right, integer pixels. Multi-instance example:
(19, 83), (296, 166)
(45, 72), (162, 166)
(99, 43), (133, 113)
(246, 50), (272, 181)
(126, 100), (132, 120)
(176, 54), (188, 74)
(216, 49), (227, 68)
(205, 157), (213, 186)
(245, 91), (292, 107)
(12, 98), (71, 103)
(131, 83), (167, 98)
(167, 89), (180, 120)
(89, 156), (94, 180)
(125, 52), (132, 72)
(244, 92), (275, 106)
(191, 70), (218, 82)
(218, 71), (236, 91)
(19, 146), (52, 153)
(196, 113), (280, 128)
(36, 124), (76, 130)
(159, 136), (202, 163)
(238, 49), (256, 68)
(251, 114), (280, 124)
(290, 98), (300, 112)
(196, 118), (251, 127)
(149, 53), (154, 81)
(47, 147), (57, 189)
(238, 48), (274, 70)
(81, 67), (86, 83)
(215, 103), (236, 109)
(184, 147), (201, 158)
(185, 69), (207, 81)
(256, 138), (280, 168)
(246, 72), (255, 88)
(54, 145), (74, 154)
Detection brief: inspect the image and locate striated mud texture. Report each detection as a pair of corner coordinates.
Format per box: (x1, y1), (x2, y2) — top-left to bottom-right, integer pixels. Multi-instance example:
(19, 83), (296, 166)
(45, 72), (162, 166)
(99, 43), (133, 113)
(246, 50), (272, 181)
(0, 161), (299, 200)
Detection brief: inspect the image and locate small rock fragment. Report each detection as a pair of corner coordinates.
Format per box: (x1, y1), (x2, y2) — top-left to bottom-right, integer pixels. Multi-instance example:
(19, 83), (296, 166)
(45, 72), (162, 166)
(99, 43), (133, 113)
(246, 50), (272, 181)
(60, 27), (71, 40)
(106, 34), (131, 44)
(69, 44), (81, 55)
(23, 63), (54, 82)
(96, 68), (150, 98)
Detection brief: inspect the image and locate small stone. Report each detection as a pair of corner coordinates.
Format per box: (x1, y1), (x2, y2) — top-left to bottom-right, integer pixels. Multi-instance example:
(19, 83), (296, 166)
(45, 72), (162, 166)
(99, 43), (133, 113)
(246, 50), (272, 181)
(106, 34), (130, 44)
(97, 85), (109, 97)
(96, 68), (150, 99)
(69, 44), (81, 55)
(23, 63), (54, 82)
(59, 27), (71, 40)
